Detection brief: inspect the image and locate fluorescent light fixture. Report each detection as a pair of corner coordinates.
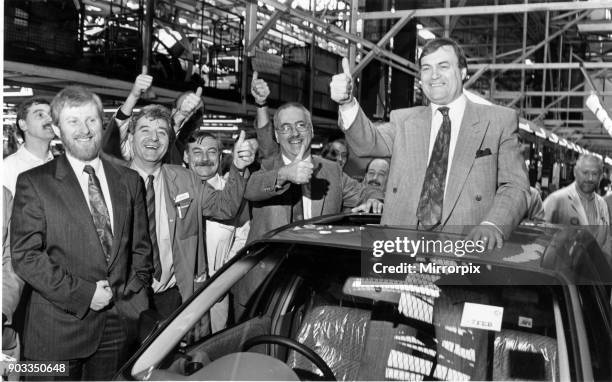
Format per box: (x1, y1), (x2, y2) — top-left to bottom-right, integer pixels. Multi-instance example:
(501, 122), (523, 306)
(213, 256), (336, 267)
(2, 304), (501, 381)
(3, 87), (33, 97)
(525, 58), (534, 65)
(605, 157), (612, 166)
(548, 133), (559, 144)
(518, 122), (534, 133)
(201, 125), (239, 131)
(558, 139), (568, 147)
(535, 129), (547, 139)
(418, 28), (436, 40)
(202, 118), (243, 124)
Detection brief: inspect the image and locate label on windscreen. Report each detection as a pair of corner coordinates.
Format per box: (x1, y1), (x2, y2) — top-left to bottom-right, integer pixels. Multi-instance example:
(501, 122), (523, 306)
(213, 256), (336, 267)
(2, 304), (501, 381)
(460, 302), (504, 331)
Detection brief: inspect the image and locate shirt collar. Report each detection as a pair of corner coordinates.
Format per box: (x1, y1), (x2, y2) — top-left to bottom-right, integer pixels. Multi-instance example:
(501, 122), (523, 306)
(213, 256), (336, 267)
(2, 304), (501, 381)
(282, 154), (312, 165)
(65, 152), (102, 176)
(131, 162), (162, 180)
(574, 182), (596, 201)
(430, 94), (467, 114)
(18, 145), (54, 162)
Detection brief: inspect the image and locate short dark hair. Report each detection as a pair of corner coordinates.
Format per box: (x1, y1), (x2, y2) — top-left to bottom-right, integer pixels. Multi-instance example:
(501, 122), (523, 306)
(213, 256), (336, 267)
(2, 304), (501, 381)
(50, 86), (103, 126)
(129, 104), (172, 134)
(15, 97), (50, 139)
(186, 130), (221, 151)
(272, 102), (312, 131)
(321, 139), (347, 159)
(419, 37), (468, 70)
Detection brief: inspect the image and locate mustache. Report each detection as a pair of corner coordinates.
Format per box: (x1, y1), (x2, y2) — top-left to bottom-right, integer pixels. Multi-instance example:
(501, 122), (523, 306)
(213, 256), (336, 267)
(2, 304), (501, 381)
(367, 180), (381, 187)
(193, 160), (215, 167)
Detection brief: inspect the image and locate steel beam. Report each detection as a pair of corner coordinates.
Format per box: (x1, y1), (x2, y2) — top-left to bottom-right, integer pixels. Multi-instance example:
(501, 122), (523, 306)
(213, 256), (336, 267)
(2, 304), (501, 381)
(495, 90), (612, 97)
(360, 0), (612, 20)
(469, 62), (612, 70)
(352, 13), (414, 77)
(246, 11), (283, 55)
(262, 0), (419, 72)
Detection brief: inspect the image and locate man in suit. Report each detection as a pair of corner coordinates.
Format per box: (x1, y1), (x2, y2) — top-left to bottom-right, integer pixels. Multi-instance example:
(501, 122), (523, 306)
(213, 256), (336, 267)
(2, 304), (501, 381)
(127, 105), (253, 320)
(11, 86), (153, 380)
(543, 154), (611, 256)
(330, 37), (529, 249)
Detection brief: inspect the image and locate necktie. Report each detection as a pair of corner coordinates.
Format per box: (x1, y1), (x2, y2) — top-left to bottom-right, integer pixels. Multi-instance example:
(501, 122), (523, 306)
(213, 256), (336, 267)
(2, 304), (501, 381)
(290, 183), (304, 222)
(146, 175), (162, 281)
(83, 165), (113, 263)
(416, 106), (451, 229)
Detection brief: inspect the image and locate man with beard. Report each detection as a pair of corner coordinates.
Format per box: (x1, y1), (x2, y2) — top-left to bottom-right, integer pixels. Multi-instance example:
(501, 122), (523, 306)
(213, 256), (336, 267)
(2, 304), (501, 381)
(127, 105), (254, 322)
(543, 154), (611, 256)
(4, 98), (55, 195)
(11, 86), (153, 380)
(363, 158), (390, 192)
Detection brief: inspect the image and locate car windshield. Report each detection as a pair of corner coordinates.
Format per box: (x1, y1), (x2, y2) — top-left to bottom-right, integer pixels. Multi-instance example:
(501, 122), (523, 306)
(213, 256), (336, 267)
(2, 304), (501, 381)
(129, 242), (572, 381)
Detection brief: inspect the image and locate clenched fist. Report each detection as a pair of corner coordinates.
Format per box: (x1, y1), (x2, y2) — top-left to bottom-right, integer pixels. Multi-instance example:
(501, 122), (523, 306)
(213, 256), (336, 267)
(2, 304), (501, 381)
(330, 57), (354, 105)
(130, 67), (153, 98)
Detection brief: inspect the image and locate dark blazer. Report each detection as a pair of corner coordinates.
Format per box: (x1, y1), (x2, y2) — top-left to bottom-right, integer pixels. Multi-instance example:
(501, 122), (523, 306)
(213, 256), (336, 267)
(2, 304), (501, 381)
(245, 154), (383, 242)
(11, 155), (152, 360)
(345, 99), (529, 238)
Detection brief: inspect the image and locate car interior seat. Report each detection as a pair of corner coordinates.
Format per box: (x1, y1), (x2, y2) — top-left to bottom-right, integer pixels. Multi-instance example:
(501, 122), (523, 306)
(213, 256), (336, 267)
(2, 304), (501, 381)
(493, 329), (558, 381)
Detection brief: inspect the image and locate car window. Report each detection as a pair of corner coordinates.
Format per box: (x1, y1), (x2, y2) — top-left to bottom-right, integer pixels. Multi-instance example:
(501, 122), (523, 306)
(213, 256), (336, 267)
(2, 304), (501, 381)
(128, 243), (568, 381)
(577, 285), (612, 381)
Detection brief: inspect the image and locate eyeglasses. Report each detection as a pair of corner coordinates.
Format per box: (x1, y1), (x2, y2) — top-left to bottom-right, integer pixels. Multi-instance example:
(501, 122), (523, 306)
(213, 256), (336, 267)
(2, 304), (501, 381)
(275, 121), (310, 134)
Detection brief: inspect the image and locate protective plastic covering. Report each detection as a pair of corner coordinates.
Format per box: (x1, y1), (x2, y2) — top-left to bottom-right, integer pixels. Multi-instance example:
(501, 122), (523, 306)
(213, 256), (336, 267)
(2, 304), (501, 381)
(493, 329), (558, 381)
(287, 305), (370, 381)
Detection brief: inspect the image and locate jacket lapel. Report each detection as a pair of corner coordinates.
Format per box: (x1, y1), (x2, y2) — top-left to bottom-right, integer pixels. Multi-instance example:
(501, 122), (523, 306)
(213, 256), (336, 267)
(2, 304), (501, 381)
(567, 183), (589, 225)
(443, 100), (486, 223)
(309, 157), (327, 216)
(54, 155), (108, 270)
(103, 158), (127, 268)
(161, 165), (178, 242)
(409, 107), (432, 185)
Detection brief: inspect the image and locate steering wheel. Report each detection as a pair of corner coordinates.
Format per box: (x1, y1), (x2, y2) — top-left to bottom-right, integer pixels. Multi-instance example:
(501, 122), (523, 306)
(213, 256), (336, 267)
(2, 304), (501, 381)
(241, 335), (336, 381)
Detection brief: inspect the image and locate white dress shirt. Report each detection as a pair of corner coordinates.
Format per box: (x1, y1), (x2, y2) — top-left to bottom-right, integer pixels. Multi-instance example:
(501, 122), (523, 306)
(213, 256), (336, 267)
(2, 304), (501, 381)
(282, 154), (312, 220)
(131, 165), (176, 293)
(65, 153), (114, 233)
(3, 145), (54, 195)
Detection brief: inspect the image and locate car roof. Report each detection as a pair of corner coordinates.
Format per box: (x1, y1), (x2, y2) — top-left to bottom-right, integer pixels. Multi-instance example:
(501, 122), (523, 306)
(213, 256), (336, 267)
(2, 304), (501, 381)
(247, 213), (612, 285)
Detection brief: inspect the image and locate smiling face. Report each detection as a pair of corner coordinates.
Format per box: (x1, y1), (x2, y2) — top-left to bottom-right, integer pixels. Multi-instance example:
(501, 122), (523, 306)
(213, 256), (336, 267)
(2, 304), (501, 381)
(19, 102), (55, 143)
(57, 102), (102, 161)
(130, 117), (170, 168)
(184, 136), (221, 180)
(574, 156), (603, 195)
(419, 45), (466, 105)
(274, 106), (312, 160)
(363, 159), (389, 189)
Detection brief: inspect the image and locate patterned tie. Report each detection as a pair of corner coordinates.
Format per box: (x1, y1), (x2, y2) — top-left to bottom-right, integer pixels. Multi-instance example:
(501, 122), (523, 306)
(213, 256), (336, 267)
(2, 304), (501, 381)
(83, 165), (113, 263)
(146, 175), (162, 281)
(416, 106), (451, 229)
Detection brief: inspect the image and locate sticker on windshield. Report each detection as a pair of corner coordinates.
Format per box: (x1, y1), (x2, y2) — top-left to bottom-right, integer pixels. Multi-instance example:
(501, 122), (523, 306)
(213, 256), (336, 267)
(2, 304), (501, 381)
(460, 302), (503, 332)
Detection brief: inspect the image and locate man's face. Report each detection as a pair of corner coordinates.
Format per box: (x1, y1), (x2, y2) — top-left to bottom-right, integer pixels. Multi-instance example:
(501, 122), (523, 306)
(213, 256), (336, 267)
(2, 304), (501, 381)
(20, 103), (55, 142)
(275, 106), (312, 160)
(184, 136), (220, 180)
(327, 141), (348, 168)
(420, 45), (466, 105)
(363, 159), (389, 190)
(130, 117), (170, 166)
(58, 102), (102, 161)
(574, 159), (603, 194)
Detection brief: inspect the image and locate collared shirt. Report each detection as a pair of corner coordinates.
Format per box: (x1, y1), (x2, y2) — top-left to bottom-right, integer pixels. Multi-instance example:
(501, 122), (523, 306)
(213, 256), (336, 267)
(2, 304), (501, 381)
(65, 153), (114, 232)
(3, 145), (54, 195)
(204, 173), (236, 275)
(282, 154), (312, 220)
(575, 183), (599, 225)
(131, 164), (176, 293)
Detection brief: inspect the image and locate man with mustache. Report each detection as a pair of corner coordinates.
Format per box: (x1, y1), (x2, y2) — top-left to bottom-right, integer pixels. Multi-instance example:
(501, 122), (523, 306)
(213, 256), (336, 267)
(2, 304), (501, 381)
(543, 154), (611, 255)
(3, 98), (55, 195)
(11, 86), (153, 379)
(363, 158), (390, 192)
(127, 105), (254, 322)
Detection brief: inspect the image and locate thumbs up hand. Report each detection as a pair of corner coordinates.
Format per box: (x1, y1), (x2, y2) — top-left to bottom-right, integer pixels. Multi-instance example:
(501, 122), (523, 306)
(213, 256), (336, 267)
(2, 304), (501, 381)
(130, 66), (154, 98)
(251, 71), (270, 106)
(277, 142), (314, 185)
(178, 86), (204, 115)
(330, 57), (354, 105)
(232, 130), (255, 170)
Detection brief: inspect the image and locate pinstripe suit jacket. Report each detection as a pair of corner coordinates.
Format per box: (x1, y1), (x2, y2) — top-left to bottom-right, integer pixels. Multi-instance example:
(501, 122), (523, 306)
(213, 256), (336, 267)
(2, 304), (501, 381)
(11, 155), (153, 360)
(344, 99), (529, 238)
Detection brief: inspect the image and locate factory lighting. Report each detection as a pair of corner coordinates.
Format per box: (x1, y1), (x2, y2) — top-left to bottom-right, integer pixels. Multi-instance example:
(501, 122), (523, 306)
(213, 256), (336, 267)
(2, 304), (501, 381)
(417, 24), (436, 40)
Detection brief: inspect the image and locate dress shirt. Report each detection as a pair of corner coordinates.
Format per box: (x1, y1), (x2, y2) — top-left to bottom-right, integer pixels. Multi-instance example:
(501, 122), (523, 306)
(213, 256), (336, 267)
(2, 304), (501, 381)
(205, 173), (236, 275)
(3, 145), (54, 195)
(575, 184), (599, 225)
(282, 154), (312, 220)
(65, 153), (114, 233)
(131, 164), (176, 293)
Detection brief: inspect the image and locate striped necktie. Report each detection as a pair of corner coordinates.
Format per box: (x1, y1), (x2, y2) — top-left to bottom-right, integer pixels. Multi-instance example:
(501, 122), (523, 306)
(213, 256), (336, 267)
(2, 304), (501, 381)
(83, 165), (113, 263)
(147, 175), (162, 281)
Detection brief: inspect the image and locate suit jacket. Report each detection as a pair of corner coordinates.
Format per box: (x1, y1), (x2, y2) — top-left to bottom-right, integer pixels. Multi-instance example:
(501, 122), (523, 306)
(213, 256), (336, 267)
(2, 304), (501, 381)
(157, 164), (246, 300)
(3, 187), (24, 325)
(245, 154), (383, 242)
(344, 99), (529, 238)
(11, 155), (152, 360)
(543, 182), (611, 254)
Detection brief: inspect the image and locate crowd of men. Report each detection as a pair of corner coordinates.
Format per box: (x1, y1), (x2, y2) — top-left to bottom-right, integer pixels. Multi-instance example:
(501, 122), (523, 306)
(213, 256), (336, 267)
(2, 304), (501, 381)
(2, 37), (612, 380)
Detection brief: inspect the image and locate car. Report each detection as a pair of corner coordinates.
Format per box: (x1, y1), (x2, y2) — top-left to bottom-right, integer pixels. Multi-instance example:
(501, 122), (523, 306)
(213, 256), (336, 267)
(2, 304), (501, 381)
(116, 213), (612, 381)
